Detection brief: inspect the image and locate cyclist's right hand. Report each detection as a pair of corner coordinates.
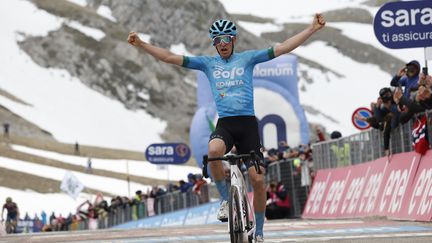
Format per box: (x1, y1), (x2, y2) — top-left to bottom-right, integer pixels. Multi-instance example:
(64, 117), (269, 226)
(127, 31), (143, 46)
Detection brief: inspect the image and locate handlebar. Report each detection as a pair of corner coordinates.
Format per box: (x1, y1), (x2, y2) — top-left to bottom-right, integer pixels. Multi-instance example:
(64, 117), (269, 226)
(202, 151), (262, 178)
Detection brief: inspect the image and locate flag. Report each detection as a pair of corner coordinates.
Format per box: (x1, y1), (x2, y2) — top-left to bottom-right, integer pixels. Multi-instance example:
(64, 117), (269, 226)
(60, 171), (84, 200)
(206, 113), (216, 132)
(412, 115), (429, 155)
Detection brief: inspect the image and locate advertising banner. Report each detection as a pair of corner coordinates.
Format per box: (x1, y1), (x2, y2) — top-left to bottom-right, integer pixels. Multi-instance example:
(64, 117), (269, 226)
(303, 152), (432, 221)
(354, 157), (389, 217)
(145, 143), (191, 164)
(374, 152), (420, 217)
(303, 166), (352, 219)
(398, 150), (432, 221)
(374, 0), (432, 49)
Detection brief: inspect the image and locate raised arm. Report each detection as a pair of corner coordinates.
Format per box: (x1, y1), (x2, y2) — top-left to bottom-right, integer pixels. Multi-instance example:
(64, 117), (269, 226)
(127, 31), (183, 66)
(274, 13), (325, 58)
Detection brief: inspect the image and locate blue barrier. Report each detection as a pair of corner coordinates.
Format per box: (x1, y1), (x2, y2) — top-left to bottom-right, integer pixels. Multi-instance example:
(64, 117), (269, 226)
(113, 201), (222, 229)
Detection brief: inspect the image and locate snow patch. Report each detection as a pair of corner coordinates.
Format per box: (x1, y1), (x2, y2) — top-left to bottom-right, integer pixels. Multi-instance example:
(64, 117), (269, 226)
(97, 5), (117, 22)
(66, 20), (106, 41)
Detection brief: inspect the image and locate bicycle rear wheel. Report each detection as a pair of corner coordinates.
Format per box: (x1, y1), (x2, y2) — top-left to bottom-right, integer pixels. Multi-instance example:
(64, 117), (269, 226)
(229, 186), (245, 243)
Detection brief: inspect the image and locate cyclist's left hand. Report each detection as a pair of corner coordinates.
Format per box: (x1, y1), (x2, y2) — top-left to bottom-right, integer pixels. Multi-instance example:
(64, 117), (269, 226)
(312, 13), (326, 31)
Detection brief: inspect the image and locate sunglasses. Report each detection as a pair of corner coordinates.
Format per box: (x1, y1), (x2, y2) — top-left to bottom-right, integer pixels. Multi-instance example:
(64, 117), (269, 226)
(212, 35), (234, 46)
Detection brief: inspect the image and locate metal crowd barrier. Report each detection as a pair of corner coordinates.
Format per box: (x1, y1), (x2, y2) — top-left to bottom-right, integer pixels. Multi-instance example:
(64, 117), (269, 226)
(312, 111), (432, 170)
(154, 186), (210, 214)
(265, 159), (309, 218)
(70, 186), (210, 231)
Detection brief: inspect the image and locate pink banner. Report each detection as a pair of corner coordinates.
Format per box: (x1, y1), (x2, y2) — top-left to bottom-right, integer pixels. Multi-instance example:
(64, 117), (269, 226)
(354, 157), (389, 217)
(398, 150), (432, 221)
(303, 151), (432, 221)
(374, 152), (420, 218)
(303, 166), (353, 218)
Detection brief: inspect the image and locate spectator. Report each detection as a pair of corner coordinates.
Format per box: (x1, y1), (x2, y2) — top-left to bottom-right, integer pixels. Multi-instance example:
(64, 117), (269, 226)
(49, 212), (56, 227)
(179, 180), (193, 193)
(1, 197), (19, 233)
(394, 71), (432, 124)
(315, 125), (326, 142)
(74, 142), (80, 155)
(264, 148), (279, 165)
(86, 158), (93, 174)
(55, 214), (65, 231)
(360, 87), (400, 156)
(134, 190), (142, 203)
(167, 183), (179, 192)
(33, 213), (43, 232)
(299, 151), (312, 189)
(390, 60), (421, 99)
(330, 131), (342, 139)
(192, 174), (207, 195)
(265, 182), (291, 220)
(41, 210), (47, 226)
(3, 123), (9, 138)
(64, 213), (73, 231)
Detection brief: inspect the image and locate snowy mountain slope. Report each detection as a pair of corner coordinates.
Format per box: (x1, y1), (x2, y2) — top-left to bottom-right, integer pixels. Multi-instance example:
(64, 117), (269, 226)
(0, 0), (165, 151)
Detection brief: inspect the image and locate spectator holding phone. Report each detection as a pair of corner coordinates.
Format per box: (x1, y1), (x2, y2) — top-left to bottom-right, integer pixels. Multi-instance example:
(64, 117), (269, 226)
(390, 60), (421, 99)
(394, 67), (432, 123)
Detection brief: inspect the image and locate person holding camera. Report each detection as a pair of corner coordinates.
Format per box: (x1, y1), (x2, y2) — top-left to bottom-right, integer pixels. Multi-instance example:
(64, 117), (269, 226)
(394, 67), (432, 124)
(390, 60), (421, 99)
(358, 87), (400, 156)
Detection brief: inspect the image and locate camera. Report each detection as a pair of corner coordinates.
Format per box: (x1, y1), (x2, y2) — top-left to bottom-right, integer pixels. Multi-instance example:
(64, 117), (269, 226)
(379, 87), (393, 102)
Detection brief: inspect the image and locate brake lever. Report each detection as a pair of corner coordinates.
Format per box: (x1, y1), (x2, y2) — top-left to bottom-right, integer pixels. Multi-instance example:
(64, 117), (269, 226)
(202, 155), (209, 178)
(250, 151), (262, 174)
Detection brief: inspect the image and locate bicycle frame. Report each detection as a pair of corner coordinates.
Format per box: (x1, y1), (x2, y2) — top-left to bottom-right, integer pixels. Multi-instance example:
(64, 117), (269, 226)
(202, 151), (262, 243)
(229, 162), (255, 239)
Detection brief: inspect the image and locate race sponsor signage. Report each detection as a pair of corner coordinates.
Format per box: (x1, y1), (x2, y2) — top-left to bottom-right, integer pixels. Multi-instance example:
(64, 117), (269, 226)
(145, 143), (191, 164)
(303, 152), (432, 221)
(398, 150), (432, 221)
(303, 166), (349, 218)
(373, 0), (432, 49)
(351, 107), (372, 130)
(374, 153), (420, 218)
(354, 157), (388, 217)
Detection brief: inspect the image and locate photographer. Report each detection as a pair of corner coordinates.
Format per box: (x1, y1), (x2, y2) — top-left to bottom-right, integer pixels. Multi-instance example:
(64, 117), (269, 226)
(359, 87), (400, 156)
(394, 67), (432, 124)
(390, 60), (421, 99)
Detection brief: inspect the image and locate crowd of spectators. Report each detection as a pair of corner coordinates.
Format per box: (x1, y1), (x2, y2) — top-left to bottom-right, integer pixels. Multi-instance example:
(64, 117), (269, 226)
(357, 61), (431, 155)
(262, 137), (318, 189)
(1, 172), (209, 233)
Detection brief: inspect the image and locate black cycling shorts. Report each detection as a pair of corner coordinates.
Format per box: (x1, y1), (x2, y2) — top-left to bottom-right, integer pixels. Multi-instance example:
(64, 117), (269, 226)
(209, 115), (265, 169)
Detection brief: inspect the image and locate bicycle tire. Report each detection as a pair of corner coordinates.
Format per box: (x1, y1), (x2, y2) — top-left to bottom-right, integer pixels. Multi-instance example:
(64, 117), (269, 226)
(243, 194), (254, 243)
(229, 186), (245, 243)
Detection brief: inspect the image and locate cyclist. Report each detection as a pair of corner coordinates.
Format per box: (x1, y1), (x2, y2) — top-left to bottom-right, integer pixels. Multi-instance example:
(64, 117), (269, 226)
(127, 14), (325, 242)
(1, 197), (19, 233)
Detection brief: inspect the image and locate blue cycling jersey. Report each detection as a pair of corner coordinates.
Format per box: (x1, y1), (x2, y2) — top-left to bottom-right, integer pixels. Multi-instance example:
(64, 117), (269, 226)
(183, 47), (275, 118)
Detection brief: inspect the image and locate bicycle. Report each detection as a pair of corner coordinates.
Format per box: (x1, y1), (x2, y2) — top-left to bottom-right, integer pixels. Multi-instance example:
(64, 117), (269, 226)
(202, 151), (262, 243)
(3, 219), (17, 234)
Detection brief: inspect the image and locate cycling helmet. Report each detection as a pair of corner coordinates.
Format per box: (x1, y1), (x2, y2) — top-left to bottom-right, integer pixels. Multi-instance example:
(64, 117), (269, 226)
(6, 197), (12, 203)
(209, 19), (237, 39)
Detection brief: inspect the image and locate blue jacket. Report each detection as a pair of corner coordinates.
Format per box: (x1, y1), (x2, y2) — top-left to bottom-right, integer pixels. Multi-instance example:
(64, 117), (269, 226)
(391, 75), (419, 98)
(390, 60), (421, 98)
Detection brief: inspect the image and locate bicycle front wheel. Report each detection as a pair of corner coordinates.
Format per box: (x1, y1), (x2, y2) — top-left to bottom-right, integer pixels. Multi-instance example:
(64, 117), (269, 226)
(229, 186), (245, 243)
